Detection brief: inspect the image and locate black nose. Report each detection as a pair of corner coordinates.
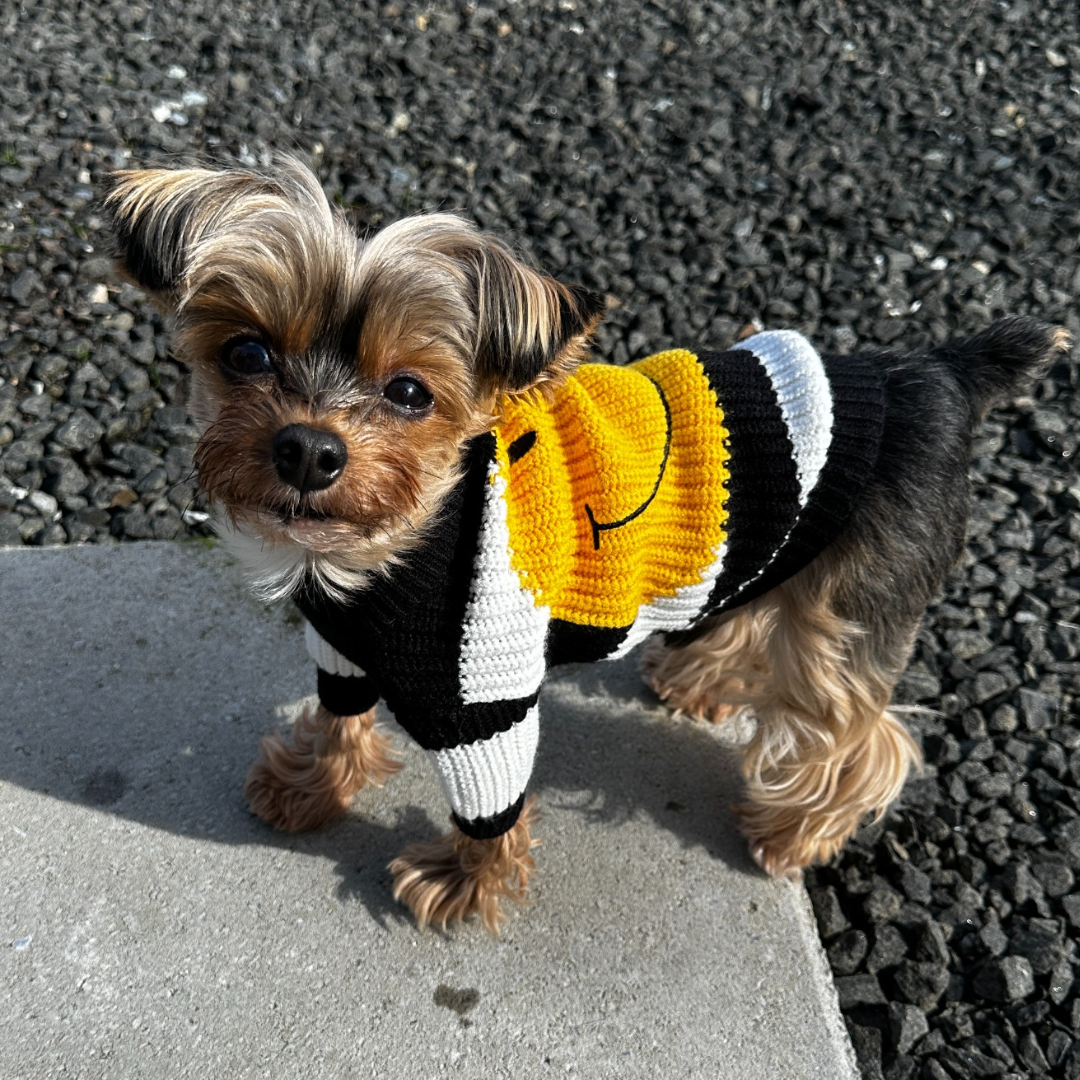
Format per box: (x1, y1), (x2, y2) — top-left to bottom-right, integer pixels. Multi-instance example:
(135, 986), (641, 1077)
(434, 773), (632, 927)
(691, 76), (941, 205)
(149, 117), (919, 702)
(272, 424), (348, 493)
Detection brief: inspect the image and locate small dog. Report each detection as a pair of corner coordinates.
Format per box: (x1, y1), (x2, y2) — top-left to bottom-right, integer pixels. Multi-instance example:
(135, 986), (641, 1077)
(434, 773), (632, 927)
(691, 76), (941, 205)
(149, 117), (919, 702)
(104, 158), (1068, 932)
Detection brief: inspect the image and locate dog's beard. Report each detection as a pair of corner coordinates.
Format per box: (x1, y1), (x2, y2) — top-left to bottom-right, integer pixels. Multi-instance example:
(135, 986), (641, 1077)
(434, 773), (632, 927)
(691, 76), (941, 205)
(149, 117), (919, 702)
(213, 513), (377, 604)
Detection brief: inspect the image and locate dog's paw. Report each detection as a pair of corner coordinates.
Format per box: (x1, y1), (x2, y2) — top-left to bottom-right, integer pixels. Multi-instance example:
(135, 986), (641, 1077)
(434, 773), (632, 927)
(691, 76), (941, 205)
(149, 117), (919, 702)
(639, 640), (742, 724)
(244, 743), (355, 832)
(244, 707), (401, 832)
(390, 799), (539, 934)
(747, 840), (805, 882)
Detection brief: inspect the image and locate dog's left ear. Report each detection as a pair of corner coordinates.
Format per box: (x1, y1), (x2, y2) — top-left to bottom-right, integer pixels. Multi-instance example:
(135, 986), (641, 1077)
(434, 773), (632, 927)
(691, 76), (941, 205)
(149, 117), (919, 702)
(466, 238), (606, 392)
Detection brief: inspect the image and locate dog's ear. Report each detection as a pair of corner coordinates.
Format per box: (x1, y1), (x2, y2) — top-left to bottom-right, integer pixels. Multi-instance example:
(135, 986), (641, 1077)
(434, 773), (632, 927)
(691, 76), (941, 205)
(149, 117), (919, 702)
(102, 167), (275, 309)
(454, 235), (605, 392)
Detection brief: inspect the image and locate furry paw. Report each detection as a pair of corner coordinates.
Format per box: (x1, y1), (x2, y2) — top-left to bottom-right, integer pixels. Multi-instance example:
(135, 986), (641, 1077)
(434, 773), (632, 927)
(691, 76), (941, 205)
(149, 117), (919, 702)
(390, 799), (539, 934)
(737, 803), (846, 881)
(245, 706), (401, 832)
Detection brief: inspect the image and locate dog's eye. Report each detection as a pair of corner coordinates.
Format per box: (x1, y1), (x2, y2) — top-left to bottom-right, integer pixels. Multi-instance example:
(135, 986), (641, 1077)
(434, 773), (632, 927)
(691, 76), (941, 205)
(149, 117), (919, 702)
(221, 339), (273, 378)
(383, 376), (433, 412)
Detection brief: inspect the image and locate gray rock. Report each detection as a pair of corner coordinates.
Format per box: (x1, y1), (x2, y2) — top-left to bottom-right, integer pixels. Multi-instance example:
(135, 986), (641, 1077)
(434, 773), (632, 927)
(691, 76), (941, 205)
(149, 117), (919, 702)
(899, 863), (933, 905)
(810, 887), (849, 939)
(53, 410), (104, 452)
(1032, 857), (1074, 897)
(1051, 957), (1074, 1006)
(826, 929), (868, 976)
(1017, 1031), (1050, 1074)
(888, 1001), (928, 1055)
(1018, 688), (1057, 730)
(845, 1021), (884, 1080)
(939, 1044), (1008, 1076)
(835, 973), (887, 1008)
(0, 512), (23, 546)
(864, 883), (905, 921)
(43, 458), (89, 499)
(894, 960), (949, 1010)
(978, 920), (1009, 957)
(972, 671), (1010, 703)
(1008, 921), (1063, 975)
(9, 268), (41, 304)
(866, 924), (908, 973)
(973, 956), (1035, 1002)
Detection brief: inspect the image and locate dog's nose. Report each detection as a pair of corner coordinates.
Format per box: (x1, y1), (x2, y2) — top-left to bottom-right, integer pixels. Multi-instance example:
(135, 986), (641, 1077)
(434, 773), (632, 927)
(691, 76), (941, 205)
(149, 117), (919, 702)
(272, 424), (348, 492)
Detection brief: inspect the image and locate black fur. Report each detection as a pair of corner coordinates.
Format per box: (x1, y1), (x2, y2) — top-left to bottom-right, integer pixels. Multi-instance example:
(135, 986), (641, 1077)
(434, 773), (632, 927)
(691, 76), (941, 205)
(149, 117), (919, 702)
(826, 317), (1066, 669)
(100, 172), (186, 294)
(102, 170), (278, 299)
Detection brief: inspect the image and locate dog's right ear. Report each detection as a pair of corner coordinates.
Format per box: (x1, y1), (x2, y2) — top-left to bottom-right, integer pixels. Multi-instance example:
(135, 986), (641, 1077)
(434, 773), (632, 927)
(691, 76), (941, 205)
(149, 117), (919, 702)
(103, 167), (270, 309)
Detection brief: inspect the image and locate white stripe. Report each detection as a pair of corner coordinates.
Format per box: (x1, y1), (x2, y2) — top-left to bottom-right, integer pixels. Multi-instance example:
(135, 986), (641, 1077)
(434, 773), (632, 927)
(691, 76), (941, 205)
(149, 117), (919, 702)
(304, 621), (366, 678)
(458, 461), (550, 704)
(741, 330), (833, 506)
(431, 706), (540, 822)
(608, 540), (727, 659)
(617, 333), (833, 636)
(708, 331), (834, 611)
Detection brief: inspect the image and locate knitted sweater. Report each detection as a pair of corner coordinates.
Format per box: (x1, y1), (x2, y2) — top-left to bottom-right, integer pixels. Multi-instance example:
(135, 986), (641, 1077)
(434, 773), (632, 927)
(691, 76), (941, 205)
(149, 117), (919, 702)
(296, 331), (886, 840)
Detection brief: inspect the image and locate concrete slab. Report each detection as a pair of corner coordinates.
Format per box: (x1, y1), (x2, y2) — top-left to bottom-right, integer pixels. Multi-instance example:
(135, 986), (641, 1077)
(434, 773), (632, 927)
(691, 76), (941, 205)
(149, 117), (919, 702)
(0, 542), (856, 1079)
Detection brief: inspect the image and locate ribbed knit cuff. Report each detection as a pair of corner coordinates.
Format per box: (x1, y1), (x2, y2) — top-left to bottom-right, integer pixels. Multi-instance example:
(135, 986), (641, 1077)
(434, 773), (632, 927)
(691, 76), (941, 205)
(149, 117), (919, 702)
(316, 668), (380, 717)
(304, 620), (366, 678)
(431, 704), (540, 838)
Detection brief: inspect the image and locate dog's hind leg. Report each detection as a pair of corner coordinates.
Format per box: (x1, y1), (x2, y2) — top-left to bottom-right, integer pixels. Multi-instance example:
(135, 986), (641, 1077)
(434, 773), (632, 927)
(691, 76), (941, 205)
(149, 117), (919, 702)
(641, 606), (772, 725)
(736, 541), (923, 879)
(244, 704), (402, 832)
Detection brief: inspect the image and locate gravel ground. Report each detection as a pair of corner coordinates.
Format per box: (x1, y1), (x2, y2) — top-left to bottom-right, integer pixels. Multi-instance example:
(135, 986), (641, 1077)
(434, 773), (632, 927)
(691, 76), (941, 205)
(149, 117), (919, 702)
(2, 1), (1078, 1076)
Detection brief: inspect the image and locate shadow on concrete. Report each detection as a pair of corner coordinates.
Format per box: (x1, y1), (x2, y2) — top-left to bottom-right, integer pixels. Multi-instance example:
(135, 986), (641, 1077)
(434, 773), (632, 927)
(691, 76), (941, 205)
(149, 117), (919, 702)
(1, 542), (757, 931)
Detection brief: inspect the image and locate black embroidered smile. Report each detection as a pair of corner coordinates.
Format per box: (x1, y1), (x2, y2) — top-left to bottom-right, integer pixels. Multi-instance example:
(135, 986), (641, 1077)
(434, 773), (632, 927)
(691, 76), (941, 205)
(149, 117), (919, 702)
(584, 377), (672, 550)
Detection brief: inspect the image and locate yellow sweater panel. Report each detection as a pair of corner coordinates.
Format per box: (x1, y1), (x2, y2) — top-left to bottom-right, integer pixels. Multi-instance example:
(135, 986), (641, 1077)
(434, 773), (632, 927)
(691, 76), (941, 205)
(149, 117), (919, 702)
(496, 349), (731, 628)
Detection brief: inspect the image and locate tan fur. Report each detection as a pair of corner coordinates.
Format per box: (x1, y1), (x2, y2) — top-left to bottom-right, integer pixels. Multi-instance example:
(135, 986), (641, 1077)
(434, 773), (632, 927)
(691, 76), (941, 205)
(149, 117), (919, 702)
(244, 705), (401, 832)
(106, 159), (599, 605)
(641, 607), (771, 725)
(645, 553), (923, 880)
(389, 799), (539, 934)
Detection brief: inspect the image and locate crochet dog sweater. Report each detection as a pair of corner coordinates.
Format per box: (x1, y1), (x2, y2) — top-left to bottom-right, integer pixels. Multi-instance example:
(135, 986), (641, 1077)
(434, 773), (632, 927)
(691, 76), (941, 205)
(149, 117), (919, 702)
(296, 331), (886, 840)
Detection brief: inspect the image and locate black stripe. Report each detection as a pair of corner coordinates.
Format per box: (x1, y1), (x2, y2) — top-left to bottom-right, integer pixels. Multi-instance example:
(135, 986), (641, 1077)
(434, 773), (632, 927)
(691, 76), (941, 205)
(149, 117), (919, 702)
(698, 349), (801, 613)
(296, 432), (494, 730)
(393, 691), (540, 752)
(317, 669), (381, 717)
(454, 791), (527, 840)
(547, 618), (631, 667)
(728, 351), (886, 609)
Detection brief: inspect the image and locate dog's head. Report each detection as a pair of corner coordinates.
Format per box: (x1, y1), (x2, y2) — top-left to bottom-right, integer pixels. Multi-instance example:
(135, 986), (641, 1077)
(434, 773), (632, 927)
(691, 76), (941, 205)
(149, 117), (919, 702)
(104, 158), (603, 598)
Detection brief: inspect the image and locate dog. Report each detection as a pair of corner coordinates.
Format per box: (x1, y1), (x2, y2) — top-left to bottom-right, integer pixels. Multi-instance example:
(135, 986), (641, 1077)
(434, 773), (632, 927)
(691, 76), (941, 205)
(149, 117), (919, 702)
(103, 157), (1069, 932)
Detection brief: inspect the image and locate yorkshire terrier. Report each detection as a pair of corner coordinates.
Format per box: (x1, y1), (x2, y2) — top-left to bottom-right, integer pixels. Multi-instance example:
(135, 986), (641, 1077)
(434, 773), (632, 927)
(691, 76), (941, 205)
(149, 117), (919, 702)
(104, 158), (1068, 932)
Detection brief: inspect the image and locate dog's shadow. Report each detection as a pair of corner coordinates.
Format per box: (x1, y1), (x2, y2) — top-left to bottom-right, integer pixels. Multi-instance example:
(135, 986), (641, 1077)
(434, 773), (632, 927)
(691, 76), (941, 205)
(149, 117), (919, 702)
(0, 544), (758, 929)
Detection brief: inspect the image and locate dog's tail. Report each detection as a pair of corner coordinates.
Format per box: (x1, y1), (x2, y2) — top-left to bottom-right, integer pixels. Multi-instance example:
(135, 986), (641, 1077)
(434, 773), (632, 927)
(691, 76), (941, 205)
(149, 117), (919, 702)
(932, 316), (1071, 430)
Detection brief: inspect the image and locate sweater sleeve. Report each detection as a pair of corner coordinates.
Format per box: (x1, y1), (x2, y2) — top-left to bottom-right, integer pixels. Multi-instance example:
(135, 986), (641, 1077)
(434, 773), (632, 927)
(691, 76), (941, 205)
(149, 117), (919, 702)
(423, 447), (548, 840)
(428, 699), (540, 839)
(305, 621), (381, 717)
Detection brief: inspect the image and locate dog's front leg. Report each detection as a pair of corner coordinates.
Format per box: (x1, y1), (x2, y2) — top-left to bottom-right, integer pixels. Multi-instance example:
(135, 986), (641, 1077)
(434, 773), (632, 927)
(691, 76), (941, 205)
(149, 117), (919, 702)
(245, 703), (401, 832)
(244, 623), (401, 832)
(389, 701), (542, 933)
(389, 798), (539, 934)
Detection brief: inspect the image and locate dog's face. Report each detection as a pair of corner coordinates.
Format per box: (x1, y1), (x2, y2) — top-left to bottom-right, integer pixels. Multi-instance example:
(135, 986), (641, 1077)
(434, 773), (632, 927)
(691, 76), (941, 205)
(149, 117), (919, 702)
(104, 160), (603, 597)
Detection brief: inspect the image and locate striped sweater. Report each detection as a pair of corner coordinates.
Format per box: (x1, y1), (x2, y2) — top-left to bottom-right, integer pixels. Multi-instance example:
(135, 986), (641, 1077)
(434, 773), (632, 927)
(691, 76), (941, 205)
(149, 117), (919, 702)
(296, 331), (886, 839)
